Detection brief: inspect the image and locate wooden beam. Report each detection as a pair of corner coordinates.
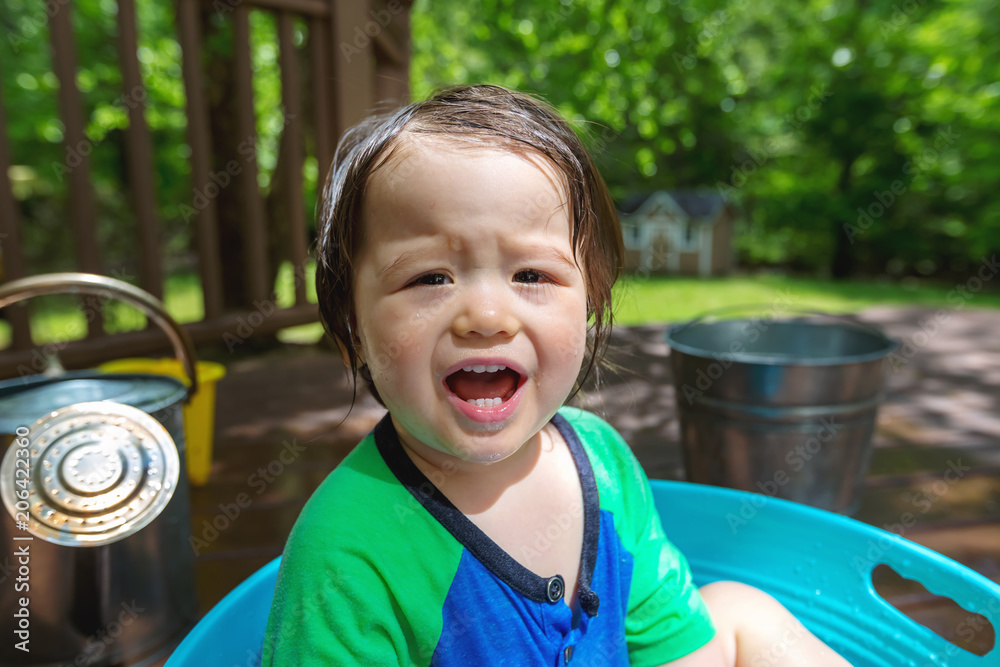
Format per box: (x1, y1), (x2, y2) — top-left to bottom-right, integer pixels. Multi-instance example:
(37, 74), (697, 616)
(204, 0), (330, 17)
(0, 304), (320, 379)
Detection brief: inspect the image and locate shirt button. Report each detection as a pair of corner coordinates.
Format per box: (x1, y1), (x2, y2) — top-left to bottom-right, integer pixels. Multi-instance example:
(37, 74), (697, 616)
(564, 645), (575, 663)
(546, 575), (565, 602)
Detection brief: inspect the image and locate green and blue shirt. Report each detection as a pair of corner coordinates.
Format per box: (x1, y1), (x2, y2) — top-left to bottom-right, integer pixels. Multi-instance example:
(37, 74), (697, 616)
(263, 407), (714, 665)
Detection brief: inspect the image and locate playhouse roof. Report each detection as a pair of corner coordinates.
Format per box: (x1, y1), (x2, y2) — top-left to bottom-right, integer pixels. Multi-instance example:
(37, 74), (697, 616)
(618, 190), (729, 220)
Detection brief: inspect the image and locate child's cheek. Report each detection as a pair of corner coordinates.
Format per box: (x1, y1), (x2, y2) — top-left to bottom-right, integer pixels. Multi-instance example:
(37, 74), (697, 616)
(559, 327), (587, 370)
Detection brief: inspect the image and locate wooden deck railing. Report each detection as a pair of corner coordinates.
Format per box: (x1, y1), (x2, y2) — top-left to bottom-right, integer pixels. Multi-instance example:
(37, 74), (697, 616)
(0, 0), (412, 377)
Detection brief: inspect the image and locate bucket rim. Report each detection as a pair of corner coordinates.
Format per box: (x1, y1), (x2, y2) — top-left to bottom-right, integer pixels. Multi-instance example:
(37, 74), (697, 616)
(0, 371), (188, 418)
(665, 318), (900, 366)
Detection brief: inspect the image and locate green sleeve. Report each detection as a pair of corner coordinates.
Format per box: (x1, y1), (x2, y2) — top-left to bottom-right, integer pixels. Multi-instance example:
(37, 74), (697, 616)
(558, 407), (716, 665)
(261, 436), (462, 666)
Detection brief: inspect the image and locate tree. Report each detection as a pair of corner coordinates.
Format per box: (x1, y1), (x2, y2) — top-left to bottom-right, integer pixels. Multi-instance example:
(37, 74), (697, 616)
(409, 0), (1000, 279)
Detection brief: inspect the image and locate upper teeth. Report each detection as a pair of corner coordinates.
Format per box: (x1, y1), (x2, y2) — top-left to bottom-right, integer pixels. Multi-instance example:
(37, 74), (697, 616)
(462, 364), (507, 373)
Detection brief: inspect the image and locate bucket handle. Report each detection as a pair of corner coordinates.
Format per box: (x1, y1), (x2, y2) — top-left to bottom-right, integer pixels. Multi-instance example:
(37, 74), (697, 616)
(671, 303), (894, 342)
(0, 272), (198, 400)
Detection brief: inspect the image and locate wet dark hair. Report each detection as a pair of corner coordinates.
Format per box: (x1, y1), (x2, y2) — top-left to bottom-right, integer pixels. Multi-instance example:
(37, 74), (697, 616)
(315, 84), (624, 406)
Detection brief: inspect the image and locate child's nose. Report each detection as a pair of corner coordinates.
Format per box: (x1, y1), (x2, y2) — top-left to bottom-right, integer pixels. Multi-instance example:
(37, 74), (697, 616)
(451, 286), (520, 340)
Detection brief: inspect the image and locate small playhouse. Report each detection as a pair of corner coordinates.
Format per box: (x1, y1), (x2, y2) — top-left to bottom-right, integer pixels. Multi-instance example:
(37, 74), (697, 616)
(618, 190), (737, 276)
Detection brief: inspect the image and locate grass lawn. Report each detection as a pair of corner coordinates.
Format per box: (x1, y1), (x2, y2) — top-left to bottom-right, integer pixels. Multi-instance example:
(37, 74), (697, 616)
(2, 267), (998, 349)
(612, 273), (1000, 325)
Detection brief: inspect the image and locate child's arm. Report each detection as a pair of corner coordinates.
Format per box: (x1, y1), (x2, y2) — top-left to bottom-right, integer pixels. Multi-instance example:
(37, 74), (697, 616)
(659, 581), (853, 667)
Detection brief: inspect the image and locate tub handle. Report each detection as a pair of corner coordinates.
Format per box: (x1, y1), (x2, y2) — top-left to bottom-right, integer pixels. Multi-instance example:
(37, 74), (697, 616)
(0, 272), (198, 400)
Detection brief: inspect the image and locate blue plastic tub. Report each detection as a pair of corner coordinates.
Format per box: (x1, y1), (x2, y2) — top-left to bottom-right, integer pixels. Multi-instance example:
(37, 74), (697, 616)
(166, 481), (1000, 666)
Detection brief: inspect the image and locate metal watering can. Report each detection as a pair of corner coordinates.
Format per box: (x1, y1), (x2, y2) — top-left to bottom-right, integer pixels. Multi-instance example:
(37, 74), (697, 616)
(0, 273), (198, 666)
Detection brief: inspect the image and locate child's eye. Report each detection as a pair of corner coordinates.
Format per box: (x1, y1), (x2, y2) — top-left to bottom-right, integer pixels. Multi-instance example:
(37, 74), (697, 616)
(514, 269), (549, 284)
(412, 273), (450, 286)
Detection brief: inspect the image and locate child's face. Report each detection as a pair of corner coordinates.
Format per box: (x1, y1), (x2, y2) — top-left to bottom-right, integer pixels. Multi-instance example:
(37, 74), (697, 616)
(351, 137), (588, 464)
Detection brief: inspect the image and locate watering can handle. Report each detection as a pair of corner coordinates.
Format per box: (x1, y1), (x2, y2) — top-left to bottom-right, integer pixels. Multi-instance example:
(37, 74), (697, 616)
(0, 272), (198, 400)
(672, 303), (893, 341)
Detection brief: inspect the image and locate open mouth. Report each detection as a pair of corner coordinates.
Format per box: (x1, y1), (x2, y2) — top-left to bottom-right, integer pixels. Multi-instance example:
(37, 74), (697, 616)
(445, 364), (522, 408)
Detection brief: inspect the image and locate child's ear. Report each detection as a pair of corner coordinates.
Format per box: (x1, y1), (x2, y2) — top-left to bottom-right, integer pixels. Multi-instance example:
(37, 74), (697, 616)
(332, 335), (353, 368)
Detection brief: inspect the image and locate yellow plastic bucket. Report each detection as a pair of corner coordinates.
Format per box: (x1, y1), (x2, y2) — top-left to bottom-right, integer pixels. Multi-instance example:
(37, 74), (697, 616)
(99, 358), (227, 486)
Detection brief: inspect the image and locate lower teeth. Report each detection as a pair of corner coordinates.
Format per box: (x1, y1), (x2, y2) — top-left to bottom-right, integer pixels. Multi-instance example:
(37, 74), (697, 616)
(467, 397), (502, 408)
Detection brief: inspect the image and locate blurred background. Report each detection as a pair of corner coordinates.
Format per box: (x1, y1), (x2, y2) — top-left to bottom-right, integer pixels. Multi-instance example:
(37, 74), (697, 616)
(1, 1), (999, 661)
(1, 0), (998, 352)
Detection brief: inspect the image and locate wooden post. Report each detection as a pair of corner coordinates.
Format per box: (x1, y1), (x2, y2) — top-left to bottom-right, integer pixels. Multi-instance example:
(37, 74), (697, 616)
(49, 1), (103, 337)
(116, 0), (164, 299)
(233, 4), (270, 304)
(278, 12), (308, 305)
(330, 0), (376, 141)
(176, 0), (224, 319)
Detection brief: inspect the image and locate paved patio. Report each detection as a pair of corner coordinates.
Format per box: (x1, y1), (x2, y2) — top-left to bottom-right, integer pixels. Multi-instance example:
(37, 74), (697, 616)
(178, 304), (1000, 659)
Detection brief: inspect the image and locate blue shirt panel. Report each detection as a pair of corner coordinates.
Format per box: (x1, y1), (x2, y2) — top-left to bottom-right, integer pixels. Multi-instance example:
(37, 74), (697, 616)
(431, 509), (634, 667)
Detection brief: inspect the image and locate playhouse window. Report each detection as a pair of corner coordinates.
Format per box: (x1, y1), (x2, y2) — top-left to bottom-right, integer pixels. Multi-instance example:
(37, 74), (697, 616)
(678, 221), (699, 250)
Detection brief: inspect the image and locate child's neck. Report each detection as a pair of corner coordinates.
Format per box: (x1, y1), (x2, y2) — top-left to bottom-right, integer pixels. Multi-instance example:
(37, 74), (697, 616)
(395, 423), (547, 517)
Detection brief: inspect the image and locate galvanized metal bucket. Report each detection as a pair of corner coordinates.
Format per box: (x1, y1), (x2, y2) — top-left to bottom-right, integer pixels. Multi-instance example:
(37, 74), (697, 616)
(0, 273), (199, 667)
(665, 307), (898, 515)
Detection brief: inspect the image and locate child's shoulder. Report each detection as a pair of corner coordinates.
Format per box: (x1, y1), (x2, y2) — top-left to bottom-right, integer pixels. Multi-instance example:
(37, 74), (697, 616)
(556, 406), (638, 471)
(555, 406), (650, 506)
(283, 434), (389, 550)
(280, 429), (459, 571)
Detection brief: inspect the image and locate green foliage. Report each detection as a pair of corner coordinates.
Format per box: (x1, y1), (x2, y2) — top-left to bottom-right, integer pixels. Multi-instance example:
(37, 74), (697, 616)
(1, 0), (318, 276)
(2, 0), (996, 286)
(411, 0), (738, 198)
(410, 0), (1000, 278)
